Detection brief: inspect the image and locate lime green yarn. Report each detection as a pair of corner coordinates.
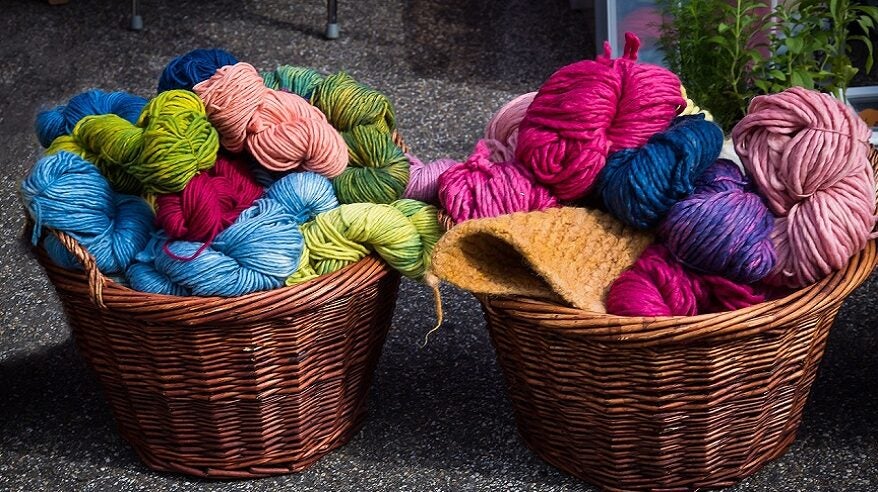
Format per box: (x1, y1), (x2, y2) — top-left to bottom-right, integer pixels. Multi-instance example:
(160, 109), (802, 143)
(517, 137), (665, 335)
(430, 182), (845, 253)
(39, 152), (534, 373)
(284, 243), (322, 285)
(332, 126), (410, 204)
(47, 116), (145, 194)
(262, 65), (325, 100)
(293, 200), (441, 283)
(47, 90), (219, 195)
(310, 72), (396, 135)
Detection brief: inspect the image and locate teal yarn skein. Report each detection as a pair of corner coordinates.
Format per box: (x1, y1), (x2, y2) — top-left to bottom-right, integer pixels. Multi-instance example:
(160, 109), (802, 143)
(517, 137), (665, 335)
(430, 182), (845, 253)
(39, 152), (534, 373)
(20, 151), (155, 275)
(262, 65), (325, 100)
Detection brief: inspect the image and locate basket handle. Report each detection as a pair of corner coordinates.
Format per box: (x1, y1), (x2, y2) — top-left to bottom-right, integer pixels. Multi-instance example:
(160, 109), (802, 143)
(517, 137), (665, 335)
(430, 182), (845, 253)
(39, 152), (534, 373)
(52, 230), (107, 309)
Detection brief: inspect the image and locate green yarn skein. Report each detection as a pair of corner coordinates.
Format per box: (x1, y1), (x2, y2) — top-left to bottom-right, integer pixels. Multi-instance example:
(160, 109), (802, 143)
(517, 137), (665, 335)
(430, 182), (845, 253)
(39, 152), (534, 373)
(332, 125), (410, 204)
(261, 65), (325, 100)
(310, 72), (396, 135)
(46, 90), (219, 195)
(291, 199), (441, 283)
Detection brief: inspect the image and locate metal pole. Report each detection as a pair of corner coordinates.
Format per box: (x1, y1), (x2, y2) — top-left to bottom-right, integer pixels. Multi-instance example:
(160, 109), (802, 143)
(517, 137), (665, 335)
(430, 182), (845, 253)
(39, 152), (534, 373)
(325, 0), (339, 39)
(130, 0), (143, 31)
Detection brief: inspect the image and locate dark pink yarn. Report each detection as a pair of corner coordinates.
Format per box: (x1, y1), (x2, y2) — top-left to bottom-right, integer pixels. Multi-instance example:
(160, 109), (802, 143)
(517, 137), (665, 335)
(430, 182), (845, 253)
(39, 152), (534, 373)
(155, 153), (264, 244)
(606, 244), (766, 317)
(438, 140), (558, 223)
(516, 32), (684, 200)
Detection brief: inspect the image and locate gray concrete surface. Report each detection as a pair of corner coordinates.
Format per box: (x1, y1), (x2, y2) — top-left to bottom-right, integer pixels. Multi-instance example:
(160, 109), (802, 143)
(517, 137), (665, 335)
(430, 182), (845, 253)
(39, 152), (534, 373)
(1, 1), (876, 490)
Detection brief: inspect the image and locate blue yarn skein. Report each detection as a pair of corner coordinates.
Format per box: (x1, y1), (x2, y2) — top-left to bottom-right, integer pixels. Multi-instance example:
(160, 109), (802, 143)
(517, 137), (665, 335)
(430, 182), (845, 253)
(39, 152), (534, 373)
(128, 199), (304, 297)
(157, 48), (239, 93)
(660, 160), (777, 283)
(20, 151), (154, 274)
(597, 114), (723, 229)
(266, 171), (339, 223)
(35, 89), (147, 147)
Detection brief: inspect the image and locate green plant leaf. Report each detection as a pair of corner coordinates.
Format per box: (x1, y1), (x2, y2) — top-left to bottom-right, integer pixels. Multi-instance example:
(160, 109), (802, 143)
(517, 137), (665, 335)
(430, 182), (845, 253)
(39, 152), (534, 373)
(785, 36), (805, 54)
(769, 69), (787, 80)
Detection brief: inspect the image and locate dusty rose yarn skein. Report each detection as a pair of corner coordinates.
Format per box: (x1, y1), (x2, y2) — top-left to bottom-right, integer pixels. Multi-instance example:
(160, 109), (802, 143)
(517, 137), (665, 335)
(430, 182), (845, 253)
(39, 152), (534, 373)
(483, 92), (536, 163)
(732, 87), (876, 287)
(194, 62), (348, 177)
(516, 33), (684, 200)
(403, 153), (457, 204)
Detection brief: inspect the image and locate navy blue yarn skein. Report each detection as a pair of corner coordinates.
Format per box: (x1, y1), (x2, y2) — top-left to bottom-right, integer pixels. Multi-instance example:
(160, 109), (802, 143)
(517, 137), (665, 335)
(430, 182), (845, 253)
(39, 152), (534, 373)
(20, 151), (155, 275)
(660, 160), (776, 283)
(157, 48), (238, 93)
(35, 89), (147, 147)
(597, 114), (723, 229)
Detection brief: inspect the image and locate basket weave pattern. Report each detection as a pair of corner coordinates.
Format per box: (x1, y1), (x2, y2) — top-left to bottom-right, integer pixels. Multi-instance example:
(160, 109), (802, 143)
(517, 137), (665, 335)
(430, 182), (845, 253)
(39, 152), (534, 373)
(476, 148), (878, 491)
(36, 232), (400, 478)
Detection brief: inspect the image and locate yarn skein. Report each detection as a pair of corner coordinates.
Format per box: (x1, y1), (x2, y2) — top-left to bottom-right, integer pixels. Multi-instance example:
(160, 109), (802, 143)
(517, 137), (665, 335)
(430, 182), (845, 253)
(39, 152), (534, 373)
(128, 199), (304, 297)
(597, 114), (723, 229)
(310, 71), (396, 136)
(439, 140), (558, 223)
(154, 153), (264, 244)
(732, 86), (876, 287)
(403, 153), (456, 204)
(36, 89), (147, 148)
(266, 170), (340, 224)
(157, 48), (238, 93)
(660, 160), (776, 283)
(516, 33), (685, 200)
(194, 62), (348, 177)
(295, 199), (441, 282)
(47, 90), (220, 195)
(262, 65), (325, 100)
(483, 92), (535, 163)
(606, 244), (766, 317)
(20, 151), (155, 275)
(332, 125), (410, 204)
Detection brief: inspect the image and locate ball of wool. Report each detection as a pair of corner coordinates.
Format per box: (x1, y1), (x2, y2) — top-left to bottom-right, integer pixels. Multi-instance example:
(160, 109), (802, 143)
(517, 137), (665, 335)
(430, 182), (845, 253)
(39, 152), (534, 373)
(262, 65), (325, 100)
(483, 92), (535, 163)
(265, 170), (339, 224)
(597, 114), (723, 229)
(127, 199), (304, 297)
(439, 141), (558, 223)
(296, 199), (441, 281)
(194, 62), (348, 177)
(36, 89), (147, 148)
(157, 48), (238, 93)
(332, 125), (410, 204)
(606, 244), (767, 317)
(20, 151), (155, 275)
(660, 160), (776, 283)
(154, 153), (264, 244)
(48, 90), (220, 195)
(516, 33), (684, 200)
(403, 152), (456, 204)
(310, 71), (396, 136)
(732, 87), (876, 287)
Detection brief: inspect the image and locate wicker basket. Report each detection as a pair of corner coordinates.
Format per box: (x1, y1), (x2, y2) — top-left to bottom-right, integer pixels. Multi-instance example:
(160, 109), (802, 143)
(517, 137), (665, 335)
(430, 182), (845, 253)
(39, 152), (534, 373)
(34, 226), (400, 478)
(475, 149), (878, 491)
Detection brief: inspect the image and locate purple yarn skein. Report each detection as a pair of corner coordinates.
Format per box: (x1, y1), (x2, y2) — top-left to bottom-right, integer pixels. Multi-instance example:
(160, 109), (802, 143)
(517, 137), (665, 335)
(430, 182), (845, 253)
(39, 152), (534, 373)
(659, 160), (776, 283)
(403, 152), (457, 205)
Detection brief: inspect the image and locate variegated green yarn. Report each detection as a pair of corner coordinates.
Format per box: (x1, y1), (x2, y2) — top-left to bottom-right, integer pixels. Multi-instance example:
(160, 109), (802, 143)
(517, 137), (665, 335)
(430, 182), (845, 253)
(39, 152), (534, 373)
(261, 65), (325, 100)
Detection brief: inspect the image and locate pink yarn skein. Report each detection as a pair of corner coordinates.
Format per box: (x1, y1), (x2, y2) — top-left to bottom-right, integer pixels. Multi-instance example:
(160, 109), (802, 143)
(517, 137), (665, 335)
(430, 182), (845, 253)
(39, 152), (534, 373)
(732, 87), (876, 287)
(193, 63), (348, 177)
(483, 92), (536, 163)
(606, 244), (766, 317)
(516, 33), (684, 200)
(403, 152), (457, 204)
(438, 140), (557, 223)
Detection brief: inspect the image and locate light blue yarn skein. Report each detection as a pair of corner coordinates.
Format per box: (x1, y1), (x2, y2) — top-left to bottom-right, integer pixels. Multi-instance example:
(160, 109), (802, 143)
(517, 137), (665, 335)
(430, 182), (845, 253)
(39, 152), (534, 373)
(266, 171), (339, 223)
(127, 171), (339, 297)
(128, 199), (304, 297)
(35, 89), (147, 148)
(20, 151), (155, 275)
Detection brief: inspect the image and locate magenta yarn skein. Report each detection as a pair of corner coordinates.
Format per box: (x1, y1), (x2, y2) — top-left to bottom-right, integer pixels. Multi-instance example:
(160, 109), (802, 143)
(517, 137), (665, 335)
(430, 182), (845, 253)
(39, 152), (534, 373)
(438, 140), (557, 223)
(606, 244), (766, 317)
(516, 33), (684, 200)
(732, 87), (876, 287)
